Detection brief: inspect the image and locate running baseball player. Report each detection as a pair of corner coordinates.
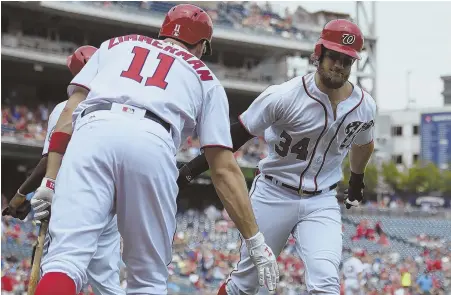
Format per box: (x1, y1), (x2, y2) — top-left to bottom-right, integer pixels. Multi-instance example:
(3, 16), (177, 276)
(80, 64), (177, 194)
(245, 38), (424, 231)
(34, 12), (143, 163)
(177, 19), (376, 295)
(3, 46), (124, 295)
(32, 4), (278, 295)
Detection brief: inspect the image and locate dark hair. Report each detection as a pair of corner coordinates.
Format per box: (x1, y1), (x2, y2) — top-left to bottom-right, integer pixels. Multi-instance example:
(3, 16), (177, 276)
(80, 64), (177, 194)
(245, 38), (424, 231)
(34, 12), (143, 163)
(177, 39), (198, 50)
(160, 37), (198, 50)
(310, 45), (326, 66)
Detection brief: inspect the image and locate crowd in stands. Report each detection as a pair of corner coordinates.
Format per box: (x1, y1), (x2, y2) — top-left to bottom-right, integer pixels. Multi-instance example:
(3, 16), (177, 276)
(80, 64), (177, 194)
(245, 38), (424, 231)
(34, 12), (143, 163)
(2, 193), (450, 295)
(1, 104), (49, 143)
(351, 219), (391, 247)
(2, 2), (450, 293)
(1, 1), (351, 87)
(88, 1), (350, 43)
(2, 104), (268, 166)
(342, 248), (450, 295)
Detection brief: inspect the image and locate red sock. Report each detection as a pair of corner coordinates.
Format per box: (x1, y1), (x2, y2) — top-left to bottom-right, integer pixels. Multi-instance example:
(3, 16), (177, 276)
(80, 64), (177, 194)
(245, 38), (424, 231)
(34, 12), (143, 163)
(217, 282), (228, 295)
(35, 272), (76, 295)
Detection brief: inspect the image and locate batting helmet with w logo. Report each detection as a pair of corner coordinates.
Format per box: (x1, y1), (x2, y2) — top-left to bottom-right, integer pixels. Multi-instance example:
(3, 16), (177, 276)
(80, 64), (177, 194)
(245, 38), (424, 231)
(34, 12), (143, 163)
(313, 19), (364, 61)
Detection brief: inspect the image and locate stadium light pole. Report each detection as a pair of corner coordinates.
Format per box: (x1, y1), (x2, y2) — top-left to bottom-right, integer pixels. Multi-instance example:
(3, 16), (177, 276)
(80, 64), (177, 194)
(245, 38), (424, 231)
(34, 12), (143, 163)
(356, 1), (384, 205)
(355, 1), (377, 105)
(406, 70), (416, 110)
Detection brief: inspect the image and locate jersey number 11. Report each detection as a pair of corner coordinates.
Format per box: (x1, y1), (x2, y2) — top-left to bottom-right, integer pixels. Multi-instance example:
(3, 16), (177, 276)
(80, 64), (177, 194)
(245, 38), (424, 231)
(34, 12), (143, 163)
(121, 46), (175, 90)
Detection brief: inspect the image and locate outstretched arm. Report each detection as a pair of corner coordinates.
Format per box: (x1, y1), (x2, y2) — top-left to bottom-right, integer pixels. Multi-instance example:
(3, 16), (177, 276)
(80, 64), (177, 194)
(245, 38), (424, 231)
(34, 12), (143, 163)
(18, 157), (49, 195)
(177, 121), (254, 188)
(194, 84), (279, 292)
(203, 148), (280, 293)
(178, 84), (285, 189)
(204, 147), (258, 238)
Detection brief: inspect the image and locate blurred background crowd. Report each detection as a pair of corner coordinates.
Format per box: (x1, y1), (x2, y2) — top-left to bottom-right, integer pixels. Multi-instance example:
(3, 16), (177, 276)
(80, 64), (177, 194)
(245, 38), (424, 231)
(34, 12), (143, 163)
(1, 103), (269, 167)
(89, 1), (344, 42)
(1, 104), (49, 144)
(2, 200), (450, 295)
(2, 1), (451, 295)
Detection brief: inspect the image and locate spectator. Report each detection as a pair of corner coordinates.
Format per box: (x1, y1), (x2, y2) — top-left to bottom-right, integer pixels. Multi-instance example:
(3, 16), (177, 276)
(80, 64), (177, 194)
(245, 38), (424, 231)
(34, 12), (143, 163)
(2, 207), (451, 294)
(378, 233), (390, 247)
(1, 105), (48, 141)
(342, 250), (364, 295)
(401, 267), (412, 290)
(375, 221), (383, 236)
(416, 271), (433, 294)
(1, 271), (15, 295)
(352, 219), (368, 241)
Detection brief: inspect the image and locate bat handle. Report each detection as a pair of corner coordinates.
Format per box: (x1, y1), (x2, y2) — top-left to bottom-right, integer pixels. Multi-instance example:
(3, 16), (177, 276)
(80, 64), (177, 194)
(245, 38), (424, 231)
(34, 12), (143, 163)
(28, 220), (49, 295)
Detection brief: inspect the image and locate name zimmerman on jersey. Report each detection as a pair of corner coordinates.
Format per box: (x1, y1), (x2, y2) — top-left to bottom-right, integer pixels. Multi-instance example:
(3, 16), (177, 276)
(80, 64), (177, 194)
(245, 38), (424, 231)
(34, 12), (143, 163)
(108, 34), (213, 81)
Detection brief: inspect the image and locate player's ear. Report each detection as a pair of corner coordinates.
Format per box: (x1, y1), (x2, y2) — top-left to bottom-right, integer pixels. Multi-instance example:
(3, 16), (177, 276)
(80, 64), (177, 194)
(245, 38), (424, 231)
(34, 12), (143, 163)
(194, 41), (205, 59)
(201, 41), (207, 55)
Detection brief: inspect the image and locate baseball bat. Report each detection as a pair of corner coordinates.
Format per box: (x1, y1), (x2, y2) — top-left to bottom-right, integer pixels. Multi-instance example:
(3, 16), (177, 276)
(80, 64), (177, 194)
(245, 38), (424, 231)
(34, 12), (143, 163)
(28, 220), (49, 295)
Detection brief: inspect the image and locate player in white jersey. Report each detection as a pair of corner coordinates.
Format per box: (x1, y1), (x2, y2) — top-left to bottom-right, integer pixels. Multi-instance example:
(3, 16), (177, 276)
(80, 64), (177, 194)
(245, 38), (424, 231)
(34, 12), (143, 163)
(178, 19), (377, 295)
(3, 46), (124, 295)
(31, 4), (278, 295)
(342, 252), (364, 295)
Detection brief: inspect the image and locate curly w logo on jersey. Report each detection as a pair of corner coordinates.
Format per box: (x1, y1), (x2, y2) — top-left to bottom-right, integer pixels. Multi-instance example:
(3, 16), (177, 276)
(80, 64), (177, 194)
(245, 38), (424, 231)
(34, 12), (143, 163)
(340, 120), (374, 149)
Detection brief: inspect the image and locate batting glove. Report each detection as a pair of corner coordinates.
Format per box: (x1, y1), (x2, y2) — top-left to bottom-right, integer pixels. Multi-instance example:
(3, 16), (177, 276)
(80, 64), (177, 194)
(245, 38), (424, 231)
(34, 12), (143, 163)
(245, 232), (279, 292)
(344, 172), (365, 209)
(30, 177), (55, 220)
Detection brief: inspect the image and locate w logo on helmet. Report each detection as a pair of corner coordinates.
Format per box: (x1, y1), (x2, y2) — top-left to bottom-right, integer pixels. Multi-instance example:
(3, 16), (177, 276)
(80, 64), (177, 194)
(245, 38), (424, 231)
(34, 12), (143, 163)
(342, 33), (356, 45)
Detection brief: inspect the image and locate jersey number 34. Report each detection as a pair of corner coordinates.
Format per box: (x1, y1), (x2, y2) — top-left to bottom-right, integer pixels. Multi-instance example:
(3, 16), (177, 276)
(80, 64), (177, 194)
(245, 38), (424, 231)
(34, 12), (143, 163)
(275, 130), (310, 161)
(121, 46), (175, 90)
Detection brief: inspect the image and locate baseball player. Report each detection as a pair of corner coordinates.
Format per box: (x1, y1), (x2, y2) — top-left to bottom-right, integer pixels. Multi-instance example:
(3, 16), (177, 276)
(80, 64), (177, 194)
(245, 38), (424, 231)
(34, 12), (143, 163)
(342, 251), (365, 295)
(32, 4), (278, 295)
(177, 19), (377, 295)
(3, 46), (124, 295)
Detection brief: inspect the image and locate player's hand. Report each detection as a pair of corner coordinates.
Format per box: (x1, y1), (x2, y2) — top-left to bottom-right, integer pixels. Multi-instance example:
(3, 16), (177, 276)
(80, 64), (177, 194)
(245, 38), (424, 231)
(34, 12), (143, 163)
(344, 172), (365, 209)
(30, 177), (55, 220)
(2, 192), (32, 220)
(177, 164), (193, 190)
(245, 232), (279, 292)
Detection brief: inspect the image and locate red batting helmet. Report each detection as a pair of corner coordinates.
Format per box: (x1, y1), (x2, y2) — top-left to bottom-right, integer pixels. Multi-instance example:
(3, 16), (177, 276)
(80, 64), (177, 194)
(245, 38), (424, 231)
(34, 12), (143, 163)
(159, 4), (213, 55)
(66, 45), (98, 76)
(313, 19), (364, 61)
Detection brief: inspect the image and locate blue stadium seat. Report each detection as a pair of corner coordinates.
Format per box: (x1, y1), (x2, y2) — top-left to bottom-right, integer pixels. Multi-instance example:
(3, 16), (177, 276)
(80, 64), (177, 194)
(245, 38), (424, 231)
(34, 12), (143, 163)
(149, 1), (174, 14)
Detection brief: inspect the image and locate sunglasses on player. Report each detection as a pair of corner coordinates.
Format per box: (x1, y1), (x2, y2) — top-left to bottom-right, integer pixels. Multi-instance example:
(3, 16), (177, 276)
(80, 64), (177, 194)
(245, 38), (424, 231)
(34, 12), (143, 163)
(324, 50), (355, 67)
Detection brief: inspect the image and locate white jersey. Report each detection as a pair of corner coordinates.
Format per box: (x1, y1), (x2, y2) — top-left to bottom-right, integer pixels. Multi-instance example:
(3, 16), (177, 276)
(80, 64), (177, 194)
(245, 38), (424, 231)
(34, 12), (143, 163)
(240, 72), (376, 191)
(69, 34), (232, 151)
(342, 257), (364, 279)
(42, 101), (67, 155)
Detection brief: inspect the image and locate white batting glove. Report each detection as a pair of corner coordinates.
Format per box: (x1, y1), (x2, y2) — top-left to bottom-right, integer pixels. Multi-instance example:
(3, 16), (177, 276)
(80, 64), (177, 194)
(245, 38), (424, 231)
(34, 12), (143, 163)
(30, 177), (55, 220)
(245, 232), (279, 292)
